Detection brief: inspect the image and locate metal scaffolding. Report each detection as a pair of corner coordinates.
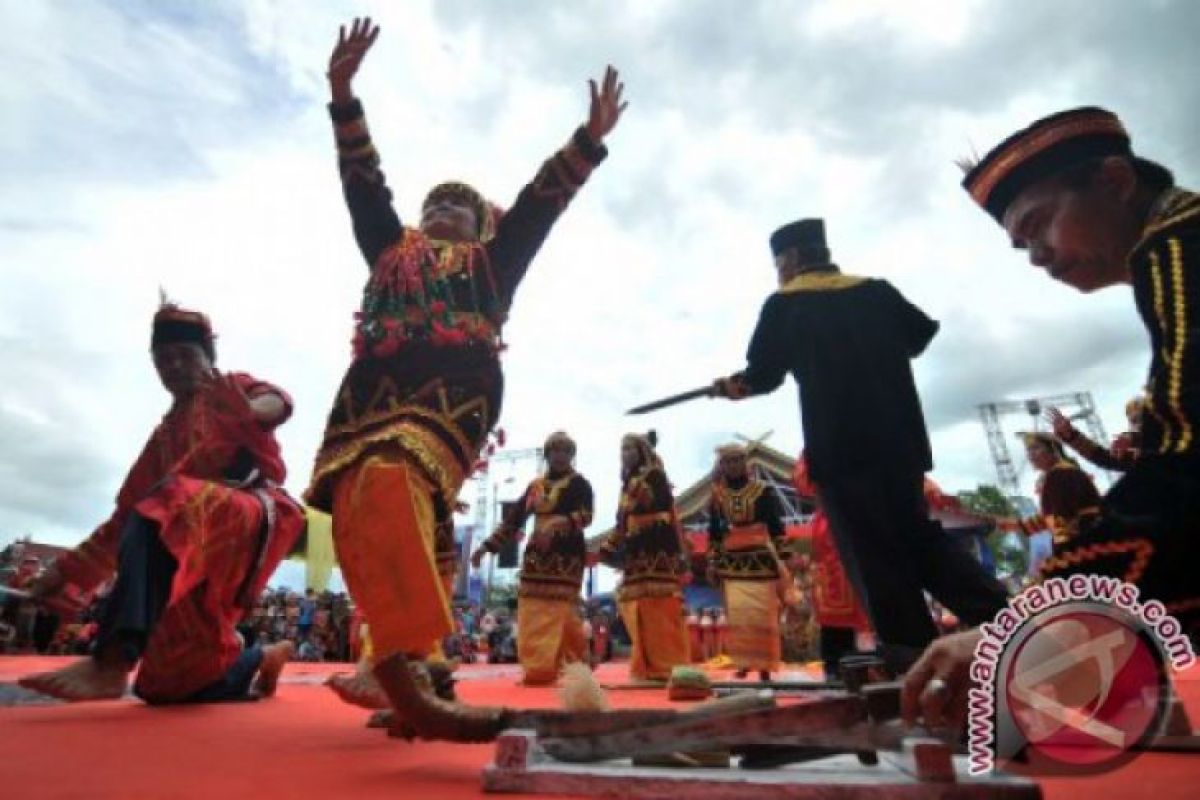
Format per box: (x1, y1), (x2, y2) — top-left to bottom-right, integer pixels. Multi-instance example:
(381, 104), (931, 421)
(977, 391), (1112, 494)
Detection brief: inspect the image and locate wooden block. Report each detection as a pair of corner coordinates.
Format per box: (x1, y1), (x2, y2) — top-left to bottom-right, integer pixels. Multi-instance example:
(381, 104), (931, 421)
(494, 729), (541, 772)
(881, 737), (956, 783)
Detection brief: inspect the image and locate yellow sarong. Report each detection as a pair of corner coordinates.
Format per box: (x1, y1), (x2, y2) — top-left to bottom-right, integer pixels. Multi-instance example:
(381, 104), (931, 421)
(332, 454), (453, 663)
(723, 580), (781, 671)
(517, 597), (586, 684)
(619, 596), (689, 681)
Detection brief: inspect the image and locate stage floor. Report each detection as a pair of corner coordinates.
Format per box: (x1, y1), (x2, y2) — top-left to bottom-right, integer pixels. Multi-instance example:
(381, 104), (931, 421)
(2, 656), (1198, 799)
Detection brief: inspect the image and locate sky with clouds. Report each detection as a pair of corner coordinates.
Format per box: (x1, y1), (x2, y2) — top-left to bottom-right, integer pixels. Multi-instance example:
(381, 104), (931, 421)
(2, 0), (1196, 590)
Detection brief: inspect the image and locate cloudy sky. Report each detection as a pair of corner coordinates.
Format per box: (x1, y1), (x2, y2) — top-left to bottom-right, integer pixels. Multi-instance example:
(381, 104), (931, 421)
(3, 0), (1197, 589)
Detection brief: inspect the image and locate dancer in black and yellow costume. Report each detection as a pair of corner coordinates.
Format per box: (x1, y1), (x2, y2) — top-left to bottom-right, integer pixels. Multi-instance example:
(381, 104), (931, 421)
(472, 432), (593, 685)
(596, 433), (690, 682)
(706, 444), (791, 681)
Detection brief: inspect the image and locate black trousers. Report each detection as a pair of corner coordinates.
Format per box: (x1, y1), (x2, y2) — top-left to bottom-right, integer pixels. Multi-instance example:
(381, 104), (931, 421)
(818, 626), (857, 682)
(817, 464), (1009, 673)
(95, 512), (262, 703)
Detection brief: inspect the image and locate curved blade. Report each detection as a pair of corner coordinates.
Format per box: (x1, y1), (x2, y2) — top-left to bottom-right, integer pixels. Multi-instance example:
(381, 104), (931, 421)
(626, 386), (713, 415)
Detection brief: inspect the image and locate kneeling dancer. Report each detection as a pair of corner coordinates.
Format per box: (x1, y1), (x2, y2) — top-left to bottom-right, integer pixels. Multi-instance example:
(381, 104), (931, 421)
(20, 300), (303, 704)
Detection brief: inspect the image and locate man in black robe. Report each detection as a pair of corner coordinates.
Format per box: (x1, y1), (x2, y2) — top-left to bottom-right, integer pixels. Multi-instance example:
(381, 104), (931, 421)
(712, 219), (1008, 672)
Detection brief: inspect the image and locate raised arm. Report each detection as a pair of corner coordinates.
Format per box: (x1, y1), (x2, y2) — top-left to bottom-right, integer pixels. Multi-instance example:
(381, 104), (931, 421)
(327, 18), (403, 268)
(1047, 407), (1134, 471)
(486, 66), (627, 306)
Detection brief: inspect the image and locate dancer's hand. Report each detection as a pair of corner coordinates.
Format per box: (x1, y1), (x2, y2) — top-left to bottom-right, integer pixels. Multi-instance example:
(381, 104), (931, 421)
(585, 65), (627, 145)
(901, 628), (982, 731)
(470, 548), (486, 570)
(1045, 407), (1077, 441)
(1112, 432), (1137, 461)
(711, 374), (749, 400)
(329, 17), (380, 103)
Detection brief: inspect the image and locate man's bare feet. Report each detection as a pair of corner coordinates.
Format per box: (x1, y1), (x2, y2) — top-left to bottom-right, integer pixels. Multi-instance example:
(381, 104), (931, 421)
(18, 658), (129, 702)
(325, 669), (389, 709)
(251, 641), (294, 698)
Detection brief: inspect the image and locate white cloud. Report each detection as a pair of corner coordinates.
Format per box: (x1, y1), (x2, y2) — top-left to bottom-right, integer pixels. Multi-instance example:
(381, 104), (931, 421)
(2, 1), (1194, 597)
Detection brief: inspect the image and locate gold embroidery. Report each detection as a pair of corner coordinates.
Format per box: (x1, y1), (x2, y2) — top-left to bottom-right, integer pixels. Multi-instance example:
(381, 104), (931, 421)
(778, 272), (867, 293)
(1165, 238), (1192, 453)
(529, 472), (576, 515)
(1138, 189), (1200, 244)
(713, 482), (765, 526)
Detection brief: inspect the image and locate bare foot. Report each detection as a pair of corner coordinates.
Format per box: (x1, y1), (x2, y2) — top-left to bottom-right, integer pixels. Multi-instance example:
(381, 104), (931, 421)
(251, 641), (294, 698)
(18, 658), (129, 702)
(366, 708), (393, 728)
(325, 670), (389, 710)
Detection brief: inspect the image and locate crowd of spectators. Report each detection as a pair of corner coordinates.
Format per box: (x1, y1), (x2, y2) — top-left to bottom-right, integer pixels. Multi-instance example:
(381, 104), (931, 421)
(242, 588), (355, 662)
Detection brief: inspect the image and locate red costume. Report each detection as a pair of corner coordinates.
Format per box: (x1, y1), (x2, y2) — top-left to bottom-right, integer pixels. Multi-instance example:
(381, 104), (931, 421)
(55, 306), (304, 703)
(792, 457), (868, 631)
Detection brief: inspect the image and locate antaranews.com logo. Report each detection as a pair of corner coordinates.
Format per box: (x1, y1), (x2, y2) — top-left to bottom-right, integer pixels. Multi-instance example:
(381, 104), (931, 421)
(967, 575), (1195, 776)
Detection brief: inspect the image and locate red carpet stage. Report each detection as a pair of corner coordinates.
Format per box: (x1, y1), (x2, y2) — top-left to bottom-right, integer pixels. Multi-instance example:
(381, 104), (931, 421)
(3, 657), (1197, 798)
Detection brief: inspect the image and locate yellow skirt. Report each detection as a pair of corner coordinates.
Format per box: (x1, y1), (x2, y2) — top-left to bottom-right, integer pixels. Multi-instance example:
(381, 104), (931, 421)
(619, 595), (689, 681)
(517, 597), (586, 685)
(723, 580), (781, 671)
(332, 454), (453, 663)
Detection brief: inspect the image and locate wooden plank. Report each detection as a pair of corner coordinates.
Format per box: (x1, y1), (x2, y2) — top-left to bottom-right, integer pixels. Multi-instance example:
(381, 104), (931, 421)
(541, 696), (871, 763)
(513, 690), (776, 739)
(482, 753), (1043, 799)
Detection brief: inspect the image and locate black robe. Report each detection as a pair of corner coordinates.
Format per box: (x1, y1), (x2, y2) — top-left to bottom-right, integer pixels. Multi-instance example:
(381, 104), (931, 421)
(735, 270), (938, 482)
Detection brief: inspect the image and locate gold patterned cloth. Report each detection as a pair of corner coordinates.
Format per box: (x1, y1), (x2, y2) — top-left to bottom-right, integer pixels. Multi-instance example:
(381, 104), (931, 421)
(482, 469), (593, 683)
(516, 597), (587, 684)
(619, 595), (690, 681)
(723, 580), (781, 672)
(331, 454), (452, 661)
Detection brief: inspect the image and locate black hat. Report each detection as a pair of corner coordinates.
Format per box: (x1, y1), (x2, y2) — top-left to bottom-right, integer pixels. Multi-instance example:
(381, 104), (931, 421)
(769, 219), (830, 265)
(962, 107), (1131, 223)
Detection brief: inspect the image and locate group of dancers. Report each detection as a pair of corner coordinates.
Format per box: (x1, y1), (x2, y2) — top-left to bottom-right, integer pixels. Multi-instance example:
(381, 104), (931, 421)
(15, 15), (1198, 745)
